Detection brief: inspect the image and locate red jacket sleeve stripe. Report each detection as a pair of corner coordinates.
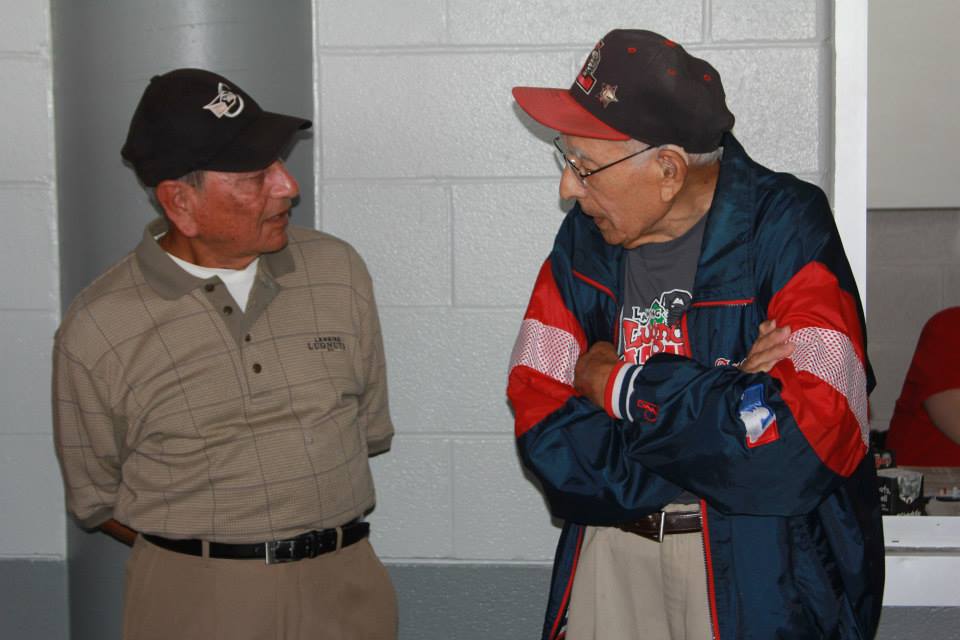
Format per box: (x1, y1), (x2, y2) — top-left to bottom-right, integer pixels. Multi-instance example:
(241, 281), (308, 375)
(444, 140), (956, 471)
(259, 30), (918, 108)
(508, 260), (587, 437)
(768, 262), (869, 476)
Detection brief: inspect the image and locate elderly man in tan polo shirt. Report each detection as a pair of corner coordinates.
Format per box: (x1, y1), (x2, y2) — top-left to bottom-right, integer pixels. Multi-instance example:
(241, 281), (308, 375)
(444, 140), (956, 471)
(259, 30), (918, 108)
(53, 69), (396, 639)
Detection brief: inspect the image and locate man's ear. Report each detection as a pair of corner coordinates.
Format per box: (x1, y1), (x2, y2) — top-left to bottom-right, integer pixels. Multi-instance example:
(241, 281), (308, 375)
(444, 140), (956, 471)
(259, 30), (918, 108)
(155, 180), (200, 237)
(655, 148), (689, 202)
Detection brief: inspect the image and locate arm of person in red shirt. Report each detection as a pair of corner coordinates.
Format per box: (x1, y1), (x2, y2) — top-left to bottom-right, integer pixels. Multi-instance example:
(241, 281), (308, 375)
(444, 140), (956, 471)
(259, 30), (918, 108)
(925, 389), (960, 446)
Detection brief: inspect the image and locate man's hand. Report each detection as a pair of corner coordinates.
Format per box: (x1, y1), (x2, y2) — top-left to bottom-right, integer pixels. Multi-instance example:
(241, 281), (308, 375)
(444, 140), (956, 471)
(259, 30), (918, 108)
(574, 341), (620, 407)
(739, 319), (794, 373)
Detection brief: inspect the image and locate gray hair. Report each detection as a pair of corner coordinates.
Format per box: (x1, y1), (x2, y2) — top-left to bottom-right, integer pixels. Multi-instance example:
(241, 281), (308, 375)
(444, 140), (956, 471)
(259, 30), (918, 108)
(626, 139), (722, 168)
(686, 147), (723, 167)
(175, 169), (206, 190)
(148, 169), (207, 210)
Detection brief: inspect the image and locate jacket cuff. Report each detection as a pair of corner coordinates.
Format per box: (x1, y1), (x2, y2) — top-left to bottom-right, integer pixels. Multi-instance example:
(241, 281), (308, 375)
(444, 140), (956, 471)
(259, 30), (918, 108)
(604, 361), (635, 419)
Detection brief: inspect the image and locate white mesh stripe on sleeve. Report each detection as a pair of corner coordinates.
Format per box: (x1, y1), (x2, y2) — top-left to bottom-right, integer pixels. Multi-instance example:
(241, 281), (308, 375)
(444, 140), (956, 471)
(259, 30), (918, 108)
(509, 319), (581, 386)
(787, 327), (869, 445)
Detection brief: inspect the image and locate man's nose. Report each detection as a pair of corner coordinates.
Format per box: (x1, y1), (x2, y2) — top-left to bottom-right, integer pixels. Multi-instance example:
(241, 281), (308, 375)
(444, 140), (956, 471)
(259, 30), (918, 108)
(269, 160), (300, 199)
(559, 166), (586, 201)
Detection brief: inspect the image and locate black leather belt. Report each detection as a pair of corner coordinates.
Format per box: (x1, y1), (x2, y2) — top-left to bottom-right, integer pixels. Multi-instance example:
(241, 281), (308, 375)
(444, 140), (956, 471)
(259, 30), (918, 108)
(618, 511), (702, 542)
(143, 520), (369, 564)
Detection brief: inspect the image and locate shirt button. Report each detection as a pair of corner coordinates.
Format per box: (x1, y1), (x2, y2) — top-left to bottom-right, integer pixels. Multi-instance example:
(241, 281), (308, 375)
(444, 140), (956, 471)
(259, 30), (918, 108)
(223, 306), (233, 315)
(252, 363), (262, 373)
(204, 283), (215, 292)
(244, 334), (252, 342)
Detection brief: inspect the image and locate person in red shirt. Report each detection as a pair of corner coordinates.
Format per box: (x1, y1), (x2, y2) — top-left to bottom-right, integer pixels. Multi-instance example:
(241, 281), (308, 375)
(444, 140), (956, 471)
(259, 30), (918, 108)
(885, 307), (960, 466)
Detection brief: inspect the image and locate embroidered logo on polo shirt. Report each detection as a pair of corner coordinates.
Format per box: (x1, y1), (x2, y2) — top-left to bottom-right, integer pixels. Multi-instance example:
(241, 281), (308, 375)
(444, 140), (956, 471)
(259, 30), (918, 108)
(307, 336), (346, 352)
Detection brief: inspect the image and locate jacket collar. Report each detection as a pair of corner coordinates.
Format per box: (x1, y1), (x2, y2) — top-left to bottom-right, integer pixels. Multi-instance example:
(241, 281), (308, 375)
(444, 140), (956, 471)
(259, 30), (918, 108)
(135, 217), (296, 300)
(563, 203), (624, 297)
(692, 132), (758, 301)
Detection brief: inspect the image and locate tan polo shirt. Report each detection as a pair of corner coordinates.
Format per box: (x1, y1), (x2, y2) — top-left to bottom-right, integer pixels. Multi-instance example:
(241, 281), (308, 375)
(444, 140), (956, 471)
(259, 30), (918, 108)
(53, 219), (394, 543)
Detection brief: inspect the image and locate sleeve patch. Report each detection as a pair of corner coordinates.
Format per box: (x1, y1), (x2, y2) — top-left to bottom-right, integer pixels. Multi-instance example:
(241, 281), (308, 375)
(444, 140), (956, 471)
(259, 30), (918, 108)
(787, 326), (869, 446)
(509, 318), (581, 386)
(739, 383), (780, 447)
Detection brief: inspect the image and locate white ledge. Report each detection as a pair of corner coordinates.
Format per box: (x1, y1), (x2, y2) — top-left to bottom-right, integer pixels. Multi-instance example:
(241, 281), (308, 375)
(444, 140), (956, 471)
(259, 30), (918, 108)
(883, 516), (960, 550)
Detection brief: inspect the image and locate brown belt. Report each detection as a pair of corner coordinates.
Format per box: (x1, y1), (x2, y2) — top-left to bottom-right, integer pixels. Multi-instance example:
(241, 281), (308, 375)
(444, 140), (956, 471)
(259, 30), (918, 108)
(618, 511), (702, 543)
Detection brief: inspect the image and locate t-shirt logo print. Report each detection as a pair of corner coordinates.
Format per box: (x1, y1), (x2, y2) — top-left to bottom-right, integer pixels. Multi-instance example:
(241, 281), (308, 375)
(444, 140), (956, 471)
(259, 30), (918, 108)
(621, 289), (692, 366)
(203, 82), (245, 119)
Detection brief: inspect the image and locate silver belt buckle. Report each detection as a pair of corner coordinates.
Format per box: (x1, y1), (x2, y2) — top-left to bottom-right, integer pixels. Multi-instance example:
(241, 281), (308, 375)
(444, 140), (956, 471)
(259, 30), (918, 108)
(265, 540), (296, 564)
(657, 510), (666, 543)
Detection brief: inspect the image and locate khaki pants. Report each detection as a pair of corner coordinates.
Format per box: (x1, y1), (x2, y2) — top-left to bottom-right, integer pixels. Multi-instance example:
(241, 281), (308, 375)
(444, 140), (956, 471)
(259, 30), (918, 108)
(566, 513), (712, 640)
(123, 534), (398, 640)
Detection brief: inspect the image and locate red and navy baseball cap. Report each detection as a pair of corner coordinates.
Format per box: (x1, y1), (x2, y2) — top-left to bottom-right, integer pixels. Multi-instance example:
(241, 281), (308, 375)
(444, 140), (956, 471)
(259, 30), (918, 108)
(121, 68), (311, 187)
(513, 30), (734, 152)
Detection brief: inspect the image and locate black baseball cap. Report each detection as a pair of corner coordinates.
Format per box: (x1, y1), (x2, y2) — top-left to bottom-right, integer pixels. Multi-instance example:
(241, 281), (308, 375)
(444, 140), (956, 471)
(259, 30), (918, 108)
(513, 30), (734, 152)
(121, 68), (311, 187)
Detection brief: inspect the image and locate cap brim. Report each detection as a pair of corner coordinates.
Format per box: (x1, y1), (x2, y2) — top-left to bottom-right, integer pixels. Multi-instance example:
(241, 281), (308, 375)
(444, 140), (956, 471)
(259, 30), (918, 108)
(512, 87), (629, 141)
(203, 111), (312, 173)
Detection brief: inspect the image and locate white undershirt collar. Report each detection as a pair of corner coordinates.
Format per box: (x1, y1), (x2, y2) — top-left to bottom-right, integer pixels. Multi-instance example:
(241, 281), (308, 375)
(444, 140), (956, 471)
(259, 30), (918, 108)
(165, 252), (259, 312)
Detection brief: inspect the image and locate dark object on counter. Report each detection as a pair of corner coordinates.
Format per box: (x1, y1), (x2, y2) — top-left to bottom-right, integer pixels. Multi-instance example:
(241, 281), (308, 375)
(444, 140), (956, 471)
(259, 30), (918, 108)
(877, 468), (925, 515)
(869, 429), (888, 451)
(872, 447), (896, 470)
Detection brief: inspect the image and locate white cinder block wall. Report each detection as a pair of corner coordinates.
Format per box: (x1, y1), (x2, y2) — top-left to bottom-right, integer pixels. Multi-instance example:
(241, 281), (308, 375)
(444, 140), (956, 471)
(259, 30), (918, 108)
(0, 0), (830, 595)
(0, 0), (63, 560)
(313, 0), (830, 563)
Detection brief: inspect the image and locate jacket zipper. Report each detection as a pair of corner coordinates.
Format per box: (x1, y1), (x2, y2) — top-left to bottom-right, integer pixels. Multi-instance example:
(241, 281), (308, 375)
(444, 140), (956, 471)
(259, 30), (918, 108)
(690, 297), (754, 309)
(550, 526), (585, 640)
(700, 500), (721, 640)
(572, 278), (744, 639)
(681, 312), (720, 640)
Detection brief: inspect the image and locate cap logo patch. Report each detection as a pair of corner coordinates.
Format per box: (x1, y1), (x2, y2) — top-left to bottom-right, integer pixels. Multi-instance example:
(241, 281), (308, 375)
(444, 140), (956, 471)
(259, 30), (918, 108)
(576, 40), (604, 94)
(597, 83), (619, 108)
(203, 82), (245, 119)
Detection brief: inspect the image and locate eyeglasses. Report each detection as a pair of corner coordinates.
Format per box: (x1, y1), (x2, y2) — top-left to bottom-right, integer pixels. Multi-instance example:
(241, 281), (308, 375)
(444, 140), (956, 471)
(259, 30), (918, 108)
(553, 136), (655, 183)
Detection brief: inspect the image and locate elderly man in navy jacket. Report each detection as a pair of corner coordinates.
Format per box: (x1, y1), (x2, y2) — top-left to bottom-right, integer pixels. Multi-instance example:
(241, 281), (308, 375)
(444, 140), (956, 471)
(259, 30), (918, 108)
(507, 29), (883, 640)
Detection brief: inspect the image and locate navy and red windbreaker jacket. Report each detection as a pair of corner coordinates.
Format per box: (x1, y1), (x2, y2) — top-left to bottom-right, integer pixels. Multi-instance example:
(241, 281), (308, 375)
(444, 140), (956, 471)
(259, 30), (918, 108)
(507, 134), (884, 639)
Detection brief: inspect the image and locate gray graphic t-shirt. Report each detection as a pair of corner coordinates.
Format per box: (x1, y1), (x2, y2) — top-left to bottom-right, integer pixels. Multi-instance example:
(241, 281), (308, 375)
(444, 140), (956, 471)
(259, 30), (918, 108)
(618, 215), (706, 361)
